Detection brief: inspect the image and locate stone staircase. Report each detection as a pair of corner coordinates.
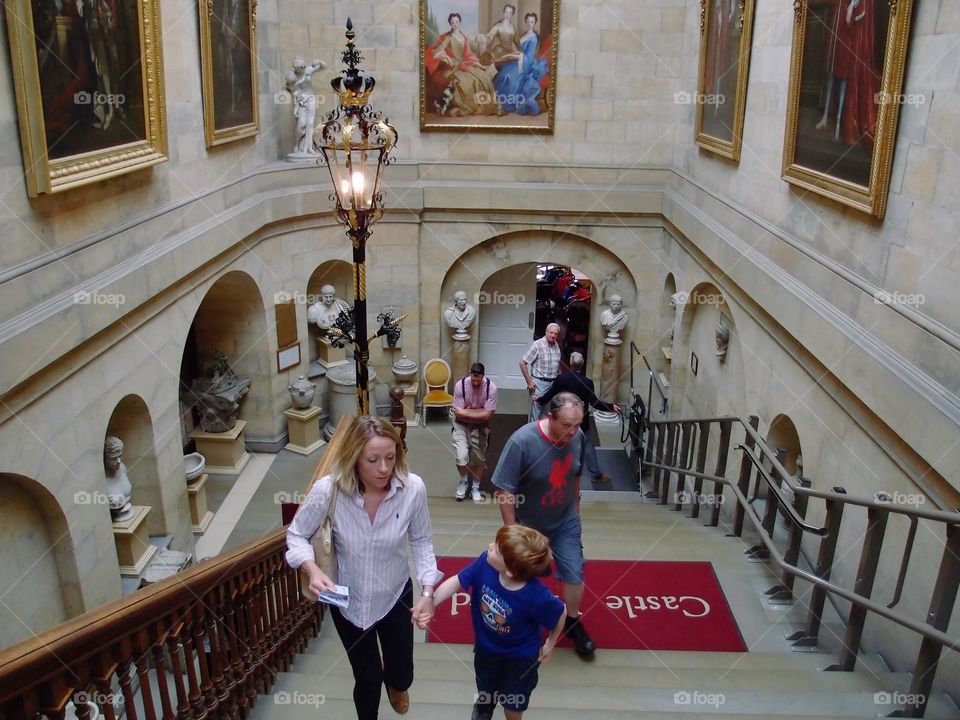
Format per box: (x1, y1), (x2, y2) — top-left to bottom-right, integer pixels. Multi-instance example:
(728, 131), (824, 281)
(252, 495), (960, 719)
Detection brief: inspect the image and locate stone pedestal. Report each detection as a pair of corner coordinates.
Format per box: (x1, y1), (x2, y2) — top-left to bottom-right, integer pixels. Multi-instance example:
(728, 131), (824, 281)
(140, 549), (193, 587)
(598, 343), (620, 406)
(451, 339), (470, 385)
(190, 420), (250, 475)
(113, 505), (158, 577)
(187, 473), (214, 535)
(316, 336), (348, 368)
(284, 405), (326, 455)
(325, 364), (378, 438)
(307, 362), (330, 428)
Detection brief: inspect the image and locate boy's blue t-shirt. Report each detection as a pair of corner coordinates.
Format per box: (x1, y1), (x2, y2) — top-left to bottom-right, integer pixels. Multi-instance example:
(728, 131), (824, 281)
(458, 551), (565, 659)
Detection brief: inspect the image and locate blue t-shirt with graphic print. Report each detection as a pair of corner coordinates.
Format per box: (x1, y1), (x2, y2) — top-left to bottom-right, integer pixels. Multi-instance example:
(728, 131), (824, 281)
(458, 551), (565, 659)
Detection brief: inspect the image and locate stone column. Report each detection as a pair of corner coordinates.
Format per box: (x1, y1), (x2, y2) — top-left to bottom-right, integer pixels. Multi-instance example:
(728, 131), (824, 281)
(596, 343), (621, 423)
(451, 339), (470, 384)
(325, 364), (378, 438)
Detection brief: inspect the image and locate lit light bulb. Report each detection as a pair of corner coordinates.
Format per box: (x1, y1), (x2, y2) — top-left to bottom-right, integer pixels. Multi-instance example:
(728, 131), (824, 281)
(351, 171), (365, 195)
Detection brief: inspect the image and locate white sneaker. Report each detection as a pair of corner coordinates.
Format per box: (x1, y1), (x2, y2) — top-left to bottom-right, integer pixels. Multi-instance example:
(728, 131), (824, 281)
(471, 486), (483, 504)
(455, 478), (469, 501)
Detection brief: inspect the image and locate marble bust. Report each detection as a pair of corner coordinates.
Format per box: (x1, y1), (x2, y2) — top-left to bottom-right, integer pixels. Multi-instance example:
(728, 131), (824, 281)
(308, 284), (351, 337)
(715, 316), (730, 361)
(600, 294), (628, 345)
(103, 436), (134, 522)
(443, 291), (477, 341)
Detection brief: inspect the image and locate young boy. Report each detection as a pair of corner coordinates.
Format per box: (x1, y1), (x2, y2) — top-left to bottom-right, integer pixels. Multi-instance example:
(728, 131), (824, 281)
(431, 525), (567, 720)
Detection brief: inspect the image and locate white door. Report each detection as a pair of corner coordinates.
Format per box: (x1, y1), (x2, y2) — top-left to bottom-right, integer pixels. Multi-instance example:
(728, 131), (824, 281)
(478, 264), (538, 390)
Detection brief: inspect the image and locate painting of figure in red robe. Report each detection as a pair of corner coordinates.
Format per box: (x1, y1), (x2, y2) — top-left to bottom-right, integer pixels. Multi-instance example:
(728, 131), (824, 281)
(793, 0), (890, 187)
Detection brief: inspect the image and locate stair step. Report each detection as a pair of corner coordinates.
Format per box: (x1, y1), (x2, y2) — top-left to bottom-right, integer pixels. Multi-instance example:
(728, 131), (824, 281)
(259, 673), (945, 718)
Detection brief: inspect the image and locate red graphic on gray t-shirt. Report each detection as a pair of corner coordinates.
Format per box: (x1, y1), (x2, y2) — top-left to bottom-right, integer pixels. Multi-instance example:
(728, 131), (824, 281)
(542, 454), (573, 506)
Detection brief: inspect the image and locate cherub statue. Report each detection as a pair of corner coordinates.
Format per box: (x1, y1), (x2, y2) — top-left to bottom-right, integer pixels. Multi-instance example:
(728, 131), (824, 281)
(285, 56), (327, 156)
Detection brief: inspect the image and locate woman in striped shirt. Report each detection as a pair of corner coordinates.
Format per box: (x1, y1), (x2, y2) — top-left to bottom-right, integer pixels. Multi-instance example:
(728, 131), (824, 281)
(287, 416), (442, 719)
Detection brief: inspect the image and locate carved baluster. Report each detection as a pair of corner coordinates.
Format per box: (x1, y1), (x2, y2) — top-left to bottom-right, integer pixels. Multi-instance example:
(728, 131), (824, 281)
(164, 626), (192, 719)
(116, 660), (140, 720)
(135, 647), (158, 720)
(213, 588), (235, 719)
(150, 644), (176, 720)
(180, 614), (206, 720)
(223, 584), (246, 716)
(250, 568), (268, 693)
(236, 578), (257, 711)
(190, 607), (217, 718)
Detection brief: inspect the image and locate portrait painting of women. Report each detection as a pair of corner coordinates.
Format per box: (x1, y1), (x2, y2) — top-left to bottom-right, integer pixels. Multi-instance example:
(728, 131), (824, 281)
(782, 0), (915, 219)
(6, 0), (167, 195)
(420, 0), (559, 133)
(694, 0), (756, 161)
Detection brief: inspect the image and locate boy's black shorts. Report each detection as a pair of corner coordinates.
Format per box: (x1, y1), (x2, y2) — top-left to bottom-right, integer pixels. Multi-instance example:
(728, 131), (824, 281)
(473, 648), (540, 712)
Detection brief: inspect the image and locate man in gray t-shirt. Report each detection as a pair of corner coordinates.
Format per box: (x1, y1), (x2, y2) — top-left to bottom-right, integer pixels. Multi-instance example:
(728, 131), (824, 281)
(490, 392), (597, 658)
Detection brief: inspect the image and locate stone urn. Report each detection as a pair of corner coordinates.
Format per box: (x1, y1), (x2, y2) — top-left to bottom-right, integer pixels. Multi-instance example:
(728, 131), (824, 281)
(288, 375), (317, 409)
(392, 355), (418, 386)
(184, 452), (206, 483)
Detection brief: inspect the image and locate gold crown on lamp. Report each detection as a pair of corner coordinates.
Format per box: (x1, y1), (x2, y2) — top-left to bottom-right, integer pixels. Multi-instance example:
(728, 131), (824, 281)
(330, 18), (376, 108)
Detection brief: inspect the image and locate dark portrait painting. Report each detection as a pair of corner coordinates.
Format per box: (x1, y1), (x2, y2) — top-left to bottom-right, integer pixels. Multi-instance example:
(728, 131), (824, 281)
(420, 0), (559, 133)
(200, 0), (259, 146)
(782, 0), (914, 218)
(695, 0), (756, 161)
(5, 0), (167, 195)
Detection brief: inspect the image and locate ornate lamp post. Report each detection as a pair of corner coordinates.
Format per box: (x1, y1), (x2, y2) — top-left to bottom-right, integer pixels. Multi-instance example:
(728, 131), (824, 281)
(316, 19), (398, 415)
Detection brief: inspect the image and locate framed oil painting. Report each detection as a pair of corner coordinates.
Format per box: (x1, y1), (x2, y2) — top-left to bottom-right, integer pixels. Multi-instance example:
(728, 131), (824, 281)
(694, 0), (757, 161)
(4, 0), (167, 197)
(198, 0), (260, 147)
(420, 0), (559, 133)
(782, 0), (915, 219)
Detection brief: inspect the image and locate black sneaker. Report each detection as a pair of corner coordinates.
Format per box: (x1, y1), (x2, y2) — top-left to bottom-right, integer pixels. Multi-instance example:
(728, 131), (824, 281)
(470, 702), (495, 720)
(564, 615), (596, 658)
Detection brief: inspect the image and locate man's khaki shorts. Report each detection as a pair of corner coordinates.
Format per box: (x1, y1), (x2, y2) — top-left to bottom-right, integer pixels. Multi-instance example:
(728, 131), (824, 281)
(451, 422), (490, 467)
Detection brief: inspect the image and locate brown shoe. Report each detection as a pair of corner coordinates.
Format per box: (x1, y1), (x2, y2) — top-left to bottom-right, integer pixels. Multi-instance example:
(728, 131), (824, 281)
(387, 687), (409, 714)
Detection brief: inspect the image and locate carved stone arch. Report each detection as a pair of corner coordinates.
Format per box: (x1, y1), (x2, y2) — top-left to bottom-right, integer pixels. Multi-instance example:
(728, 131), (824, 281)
(104, 394), (163, 534)
(431, 230), (637, 398)
(0, 473), (83, 648)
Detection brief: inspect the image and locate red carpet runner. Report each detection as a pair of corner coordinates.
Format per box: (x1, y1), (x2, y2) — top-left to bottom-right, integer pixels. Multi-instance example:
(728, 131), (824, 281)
(427, 557), (747, 652)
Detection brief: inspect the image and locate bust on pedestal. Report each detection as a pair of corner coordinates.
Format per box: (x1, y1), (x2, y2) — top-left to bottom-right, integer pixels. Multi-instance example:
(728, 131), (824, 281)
(309, 284), (350, 368)
(597, 295), (629, 420)
(444, 291), (476, 381)
(104, 436), (134, 522)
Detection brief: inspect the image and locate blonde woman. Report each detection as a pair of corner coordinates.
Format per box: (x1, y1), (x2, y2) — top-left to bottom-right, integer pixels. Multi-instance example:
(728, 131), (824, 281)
(287, 416), (441, 719)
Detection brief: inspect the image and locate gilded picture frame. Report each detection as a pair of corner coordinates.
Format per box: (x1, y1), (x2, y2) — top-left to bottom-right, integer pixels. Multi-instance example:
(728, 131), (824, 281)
(694, 0), (756, 161)
(420, 0), (559, 134)
(782, 0), (915, 219)
(4, 0), (168, 197)
(198, 0), (260, 147)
